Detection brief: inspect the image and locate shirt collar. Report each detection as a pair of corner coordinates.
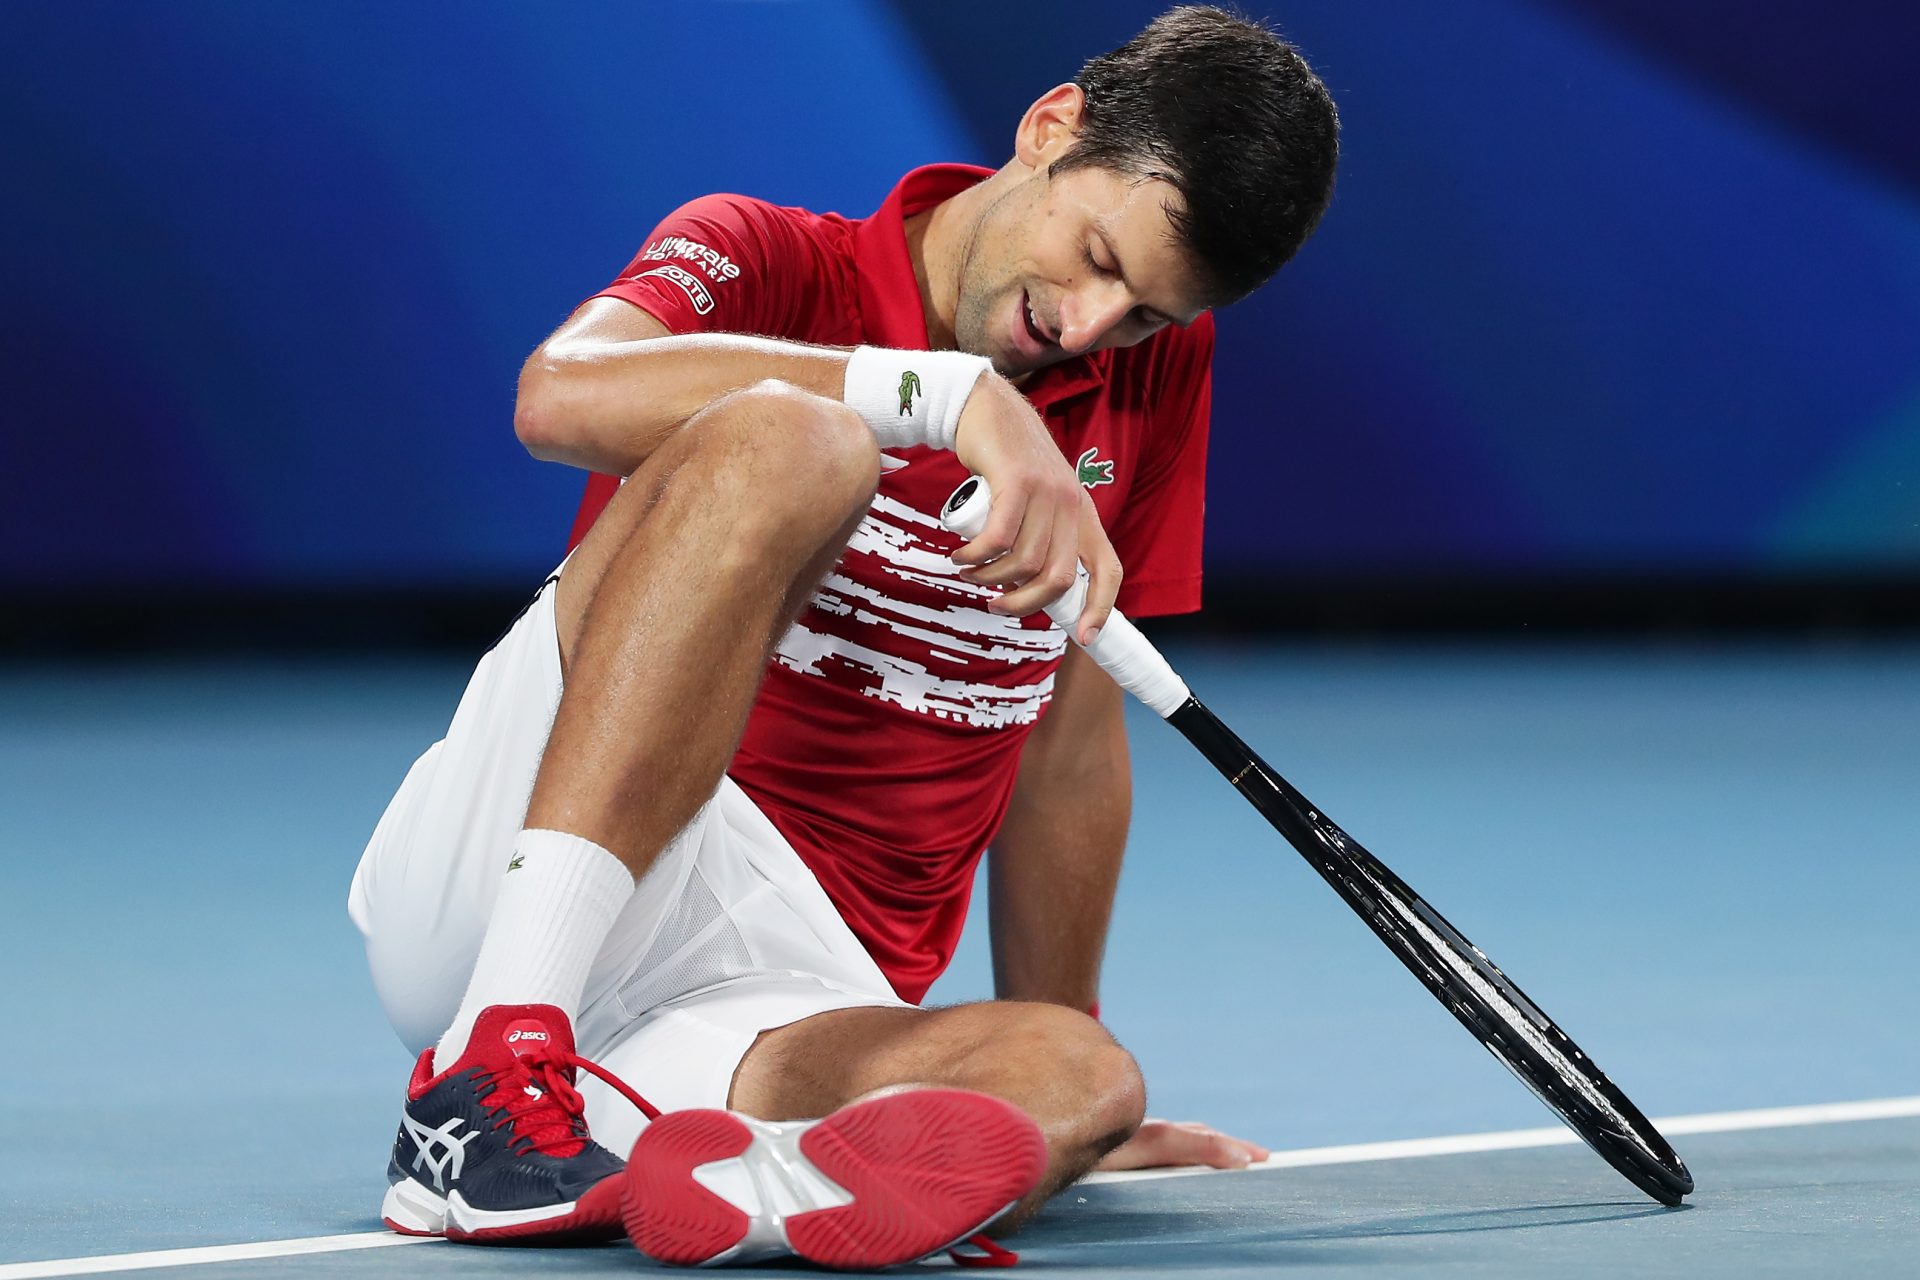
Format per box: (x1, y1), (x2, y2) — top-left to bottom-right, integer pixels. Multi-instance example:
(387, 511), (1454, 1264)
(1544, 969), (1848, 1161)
(854, 164), (1109, 411)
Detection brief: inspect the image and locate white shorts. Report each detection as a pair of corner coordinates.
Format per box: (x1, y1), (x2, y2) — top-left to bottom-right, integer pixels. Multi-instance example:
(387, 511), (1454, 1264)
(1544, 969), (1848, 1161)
(347, 571), (912, 1157)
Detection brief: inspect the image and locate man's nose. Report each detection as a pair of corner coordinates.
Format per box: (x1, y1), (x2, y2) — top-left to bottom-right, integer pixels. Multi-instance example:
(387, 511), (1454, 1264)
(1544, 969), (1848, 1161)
(1057, 280), (1135, 354)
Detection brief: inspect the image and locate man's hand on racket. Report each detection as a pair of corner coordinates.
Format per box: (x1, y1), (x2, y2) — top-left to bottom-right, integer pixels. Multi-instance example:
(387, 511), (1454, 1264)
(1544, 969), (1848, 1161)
(951, 374), (1121, 645)
(1094, 1118), (1271, 1173)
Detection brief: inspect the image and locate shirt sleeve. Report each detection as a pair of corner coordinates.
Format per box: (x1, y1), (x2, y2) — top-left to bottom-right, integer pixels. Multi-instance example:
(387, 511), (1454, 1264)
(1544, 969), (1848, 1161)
(588, 193), (822, 337)
(1107, 312), (1214, 618)
(568, 194), (828, 550)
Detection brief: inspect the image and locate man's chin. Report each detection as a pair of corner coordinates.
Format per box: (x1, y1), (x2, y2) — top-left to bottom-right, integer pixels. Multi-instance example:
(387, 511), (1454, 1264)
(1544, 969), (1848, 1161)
(980, 333), (1060, 379)
(968, 341), (1030, 379)
(995, 349), (1067, 381)
(954, 315), (1031, 377)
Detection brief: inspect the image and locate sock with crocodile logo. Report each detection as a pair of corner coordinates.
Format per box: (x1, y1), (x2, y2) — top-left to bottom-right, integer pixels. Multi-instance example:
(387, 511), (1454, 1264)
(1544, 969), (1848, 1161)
(434, 828), (634, 1068)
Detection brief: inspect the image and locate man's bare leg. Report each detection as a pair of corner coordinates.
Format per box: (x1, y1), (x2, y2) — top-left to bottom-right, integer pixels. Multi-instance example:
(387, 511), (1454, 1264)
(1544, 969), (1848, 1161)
(488, 382), (1129, 1234)
(730, 1001), (1147, 1226)
(430, 380), (876, 1063)
(527, 379), (879, 863)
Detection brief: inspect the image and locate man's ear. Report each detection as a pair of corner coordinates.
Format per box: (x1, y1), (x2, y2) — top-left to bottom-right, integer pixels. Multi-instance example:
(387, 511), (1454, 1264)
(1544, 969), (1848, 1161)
(1012, 83), (1087, 173)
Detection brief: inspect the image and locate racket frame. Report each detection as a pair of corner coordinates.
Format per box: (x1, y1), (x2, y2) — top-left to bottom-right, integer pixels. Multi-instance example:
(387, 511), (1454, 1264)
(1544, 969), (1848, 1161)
(1167, 698), (1694, 1205)
(941, 474), (1693, 1205)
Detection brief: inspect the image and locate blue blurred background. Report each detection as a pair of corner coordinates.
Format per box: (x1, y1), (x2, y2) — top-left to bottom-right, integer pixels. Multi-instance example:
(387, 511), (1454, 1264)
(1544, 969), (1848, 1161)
(5, 0), (1918, 620)
(7, 10), (1920, 1265)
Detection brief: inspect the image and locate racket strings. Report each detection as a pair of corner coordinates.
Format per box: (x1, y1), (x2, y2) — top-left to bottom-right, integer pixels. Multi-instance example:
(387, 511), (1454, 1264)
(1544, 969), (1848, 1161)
(1373, 873), (1649, 1152)
(1301, 800), (1652, 1154)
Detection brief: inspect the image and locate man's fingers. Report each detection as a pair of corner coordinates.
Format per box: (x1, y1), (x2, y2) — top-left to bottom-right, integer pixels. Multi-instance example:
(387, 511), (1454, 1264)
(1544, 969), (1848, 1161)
(1093, 1118), (1272, 1171)
(976, 509), (1056, 606)
(991, 497), (1080, 616)
(955, 485), (1121, 638)
(951, 480), (1027, 568)
(1177, 1123), (1268, 1164)
(1163, 1127), (1256, 1169)
(988, 478), (1072, 612)
(959, 502), (1051, 589)
(1074, 494), (1122, 645)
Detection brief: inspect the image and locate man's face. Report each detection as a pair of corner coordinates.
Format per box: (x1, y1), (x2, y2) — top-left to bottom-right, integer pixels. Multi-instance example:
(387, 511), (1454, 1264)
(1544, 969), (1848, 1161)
(952, 164), (1208, 377)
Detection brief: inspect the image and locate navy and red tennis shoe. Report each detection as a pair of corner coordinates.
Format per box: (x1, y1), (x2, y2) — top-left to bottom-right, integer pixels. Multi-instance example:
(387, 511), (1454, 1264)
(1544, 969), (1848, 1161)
(381, 1003), (657, 1242)
(382, 1002), (1047, 1267)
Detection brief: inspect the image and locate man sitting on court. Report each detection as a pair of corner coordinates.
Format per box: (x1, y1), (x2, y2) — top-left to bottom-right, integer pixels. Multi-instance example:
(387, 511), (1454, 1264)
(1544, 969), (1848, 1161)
(349, 6), (1339, 1268)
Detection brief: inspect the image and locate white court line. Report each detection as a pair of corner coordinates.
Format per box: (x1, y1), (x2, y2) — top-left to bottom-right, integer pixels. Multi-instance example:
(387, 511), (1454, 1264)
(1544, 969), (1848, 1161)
(0, 1234), (433, 1279)
(1084, 1093), (1920, 1184)
(5, 1095), (1916, 1277)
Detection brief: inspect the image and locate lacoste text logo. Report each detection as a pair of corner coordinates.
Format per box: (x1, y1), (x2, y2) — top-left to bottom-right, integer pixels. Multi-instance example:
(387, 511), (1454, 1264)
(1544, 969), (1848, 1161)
(898, 371), (922, 416)
(1076, 446), (1115, 489)
(401, 1114), (480, 1191)
(634, 264), (714, 315)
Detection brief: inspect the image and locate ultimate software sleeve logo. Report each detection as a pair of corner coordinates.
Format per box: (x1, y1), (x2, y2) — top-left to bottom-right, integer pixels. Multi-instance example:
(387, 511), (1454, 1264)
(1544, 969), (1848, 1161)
(628, 234), (743, 317)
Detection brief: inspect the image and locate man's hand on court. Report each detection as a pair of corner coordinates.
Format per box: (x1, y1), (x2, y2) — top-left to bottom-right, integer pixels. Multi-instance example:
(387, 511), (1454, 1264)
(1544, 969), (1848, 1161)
(1093, 1118), (1271, 1172)
(951, 374), (1121, 645)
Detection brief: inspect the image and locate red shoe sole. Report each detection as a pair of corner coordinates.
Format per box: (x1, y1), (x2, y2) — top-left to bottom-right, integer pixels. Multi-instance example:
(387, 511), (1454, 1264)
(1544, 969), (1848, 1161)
(621, 1110), (757, 1264)
(623, 1089), (1047, 1269)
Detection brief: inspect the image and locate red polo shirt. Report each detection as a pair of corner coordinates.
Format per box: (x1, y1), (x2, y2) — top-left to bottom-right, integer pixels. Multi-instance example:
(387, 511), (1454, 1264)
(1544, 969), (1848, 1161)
(571, 165), (1213, 1002)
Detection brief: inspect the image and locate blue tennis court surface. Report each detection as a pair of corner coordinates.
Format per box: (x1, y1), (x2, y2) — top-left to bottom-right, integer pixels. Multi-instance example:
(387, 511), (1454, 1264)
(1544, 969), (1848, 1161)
(4, 641), (1916, 1276)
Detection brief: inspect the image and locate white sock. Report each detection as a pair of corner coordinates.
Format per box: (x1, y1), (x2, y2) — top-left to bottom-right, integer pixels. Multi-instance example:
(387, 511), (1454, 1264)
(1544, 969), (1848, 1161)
(435, 828), (635, 1067)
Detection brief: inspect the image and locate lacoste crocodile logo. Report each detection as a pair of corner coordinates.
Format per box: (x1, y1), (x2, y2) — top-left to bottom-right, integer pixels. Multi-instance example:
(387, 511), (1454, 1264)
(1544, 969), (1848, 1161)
(1076, 446), (1115, 489)
(898, 371), (922, 416)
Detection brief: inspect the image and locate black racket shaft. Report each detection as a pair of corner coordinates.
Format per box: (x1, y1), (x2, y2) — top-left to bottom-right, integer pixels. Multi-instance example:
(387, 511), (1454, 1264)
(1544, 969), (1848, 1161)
(934, 474), (1691, 1204)
(1165, 695), (1694, 1206)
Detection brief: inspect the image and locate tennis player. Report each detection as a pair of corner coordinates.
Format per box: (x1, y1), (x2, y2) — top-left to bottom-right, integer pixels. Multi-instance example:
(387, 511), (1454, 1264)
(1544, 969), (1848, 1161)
(349, 6), (1337, 1268)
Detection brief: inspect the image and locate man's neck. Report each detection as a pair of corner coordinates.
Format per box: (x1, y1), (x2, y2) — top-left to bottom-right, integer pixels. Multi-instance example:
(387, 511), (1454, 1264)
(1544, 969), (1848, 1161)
(903, 166), (1008, 354)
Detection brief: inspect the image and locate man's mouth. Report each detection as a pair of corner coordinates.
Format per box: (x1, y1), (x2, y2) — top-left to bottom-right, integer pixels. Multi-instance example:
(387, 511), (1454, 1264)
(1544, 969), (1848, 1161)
(1019, 291), (1054, 351)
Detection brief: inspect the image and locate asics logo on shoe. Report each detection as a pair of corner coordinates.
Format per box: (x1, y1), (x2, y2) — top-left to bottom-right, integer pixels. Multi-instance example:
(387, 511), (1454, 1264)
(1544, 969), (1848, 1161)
(401, 1113), (481, 1191)
(503, 1021), (554, 1058)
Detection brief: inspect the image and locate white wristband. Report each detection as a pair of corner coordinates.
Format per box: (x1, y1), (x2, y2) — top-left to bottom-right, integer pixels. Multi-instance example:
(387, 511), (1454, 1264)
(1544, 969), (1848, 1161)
(843, 345), (992, 453)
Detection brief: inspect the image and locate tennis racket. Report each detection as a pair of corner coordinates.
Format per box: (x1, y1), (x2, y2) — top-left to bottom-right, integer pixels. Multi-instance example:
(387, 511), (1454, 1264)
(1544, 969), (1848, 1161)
(942, 476), (1693, 1206)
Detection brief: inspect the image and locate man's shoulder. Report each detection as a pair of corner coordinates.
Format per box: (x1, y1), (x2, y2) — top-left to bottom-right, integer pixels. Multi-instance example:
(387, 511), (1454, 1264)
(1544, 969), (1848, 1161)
(636, 191), (858, 310)
(664, 192), (850, 250)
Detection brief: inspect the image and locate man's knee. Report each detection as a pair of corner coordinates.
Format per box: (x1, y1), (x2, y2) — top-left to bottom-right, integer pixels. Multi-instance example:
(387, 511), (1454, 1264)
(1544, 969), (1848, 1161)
(1005, 1003), (1147, 1150)
(686, 379), (880, 546)
(1074, 1023), (1147, 1150)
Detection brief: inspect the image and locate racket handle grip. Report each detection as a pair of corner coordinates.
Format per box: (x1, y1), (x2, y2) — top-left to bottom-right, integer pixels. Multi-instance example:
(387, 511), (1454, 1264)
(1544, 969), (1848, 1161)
(941, 476), (1192, 719)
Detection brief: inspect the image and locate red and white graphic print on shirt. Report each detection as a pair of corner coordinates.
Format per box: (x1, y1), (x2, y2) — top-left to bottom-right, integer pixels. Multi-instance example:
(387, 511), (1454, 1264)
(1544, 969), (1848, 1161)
(571, 166), (1213, 1002)
(780, 486), (1063, 728)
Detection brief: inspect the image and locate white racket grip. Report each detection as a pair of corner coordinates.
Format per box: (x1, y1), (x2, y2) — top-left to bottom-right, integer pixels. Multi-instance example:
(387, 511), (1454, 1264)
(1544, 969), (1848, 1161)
(940, 477), (1192, 719)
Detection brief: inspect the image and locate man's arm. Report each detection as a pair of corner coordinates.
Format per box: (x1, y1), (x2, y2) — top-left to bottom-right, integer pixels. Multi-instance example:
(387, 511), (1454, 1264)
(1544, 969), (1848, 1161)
(516, 298), (1118, 632)
(994, 644), (1270, 1172)
(514, 298), (853, 477)
(989, 643), (1131, 1009)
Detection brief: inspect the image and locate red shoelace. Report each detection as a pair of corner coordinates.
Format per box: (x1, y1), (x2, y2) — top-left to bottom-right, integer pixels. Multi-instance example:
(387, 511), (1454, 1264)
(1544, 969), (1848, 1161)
(478, 1045), (661, 1158)
(951, 1234), (1019, 1267)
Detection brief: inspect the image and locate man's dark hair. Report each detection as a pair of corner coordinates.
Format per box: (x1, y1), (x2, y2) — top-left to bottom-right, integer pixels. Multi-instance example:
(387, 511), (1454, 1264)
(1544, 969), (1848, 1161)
(1052, 6), (1340, 304)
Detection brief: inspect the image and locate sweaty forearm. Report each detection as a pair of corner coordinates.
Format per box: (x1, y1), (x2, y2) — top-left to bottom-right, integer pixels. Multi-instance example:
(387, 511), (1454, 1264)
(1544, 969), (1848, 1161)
(989, 774), (1130, 1009)
(989, 649), (1133, 1008)
(517, 331), (853, 476)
